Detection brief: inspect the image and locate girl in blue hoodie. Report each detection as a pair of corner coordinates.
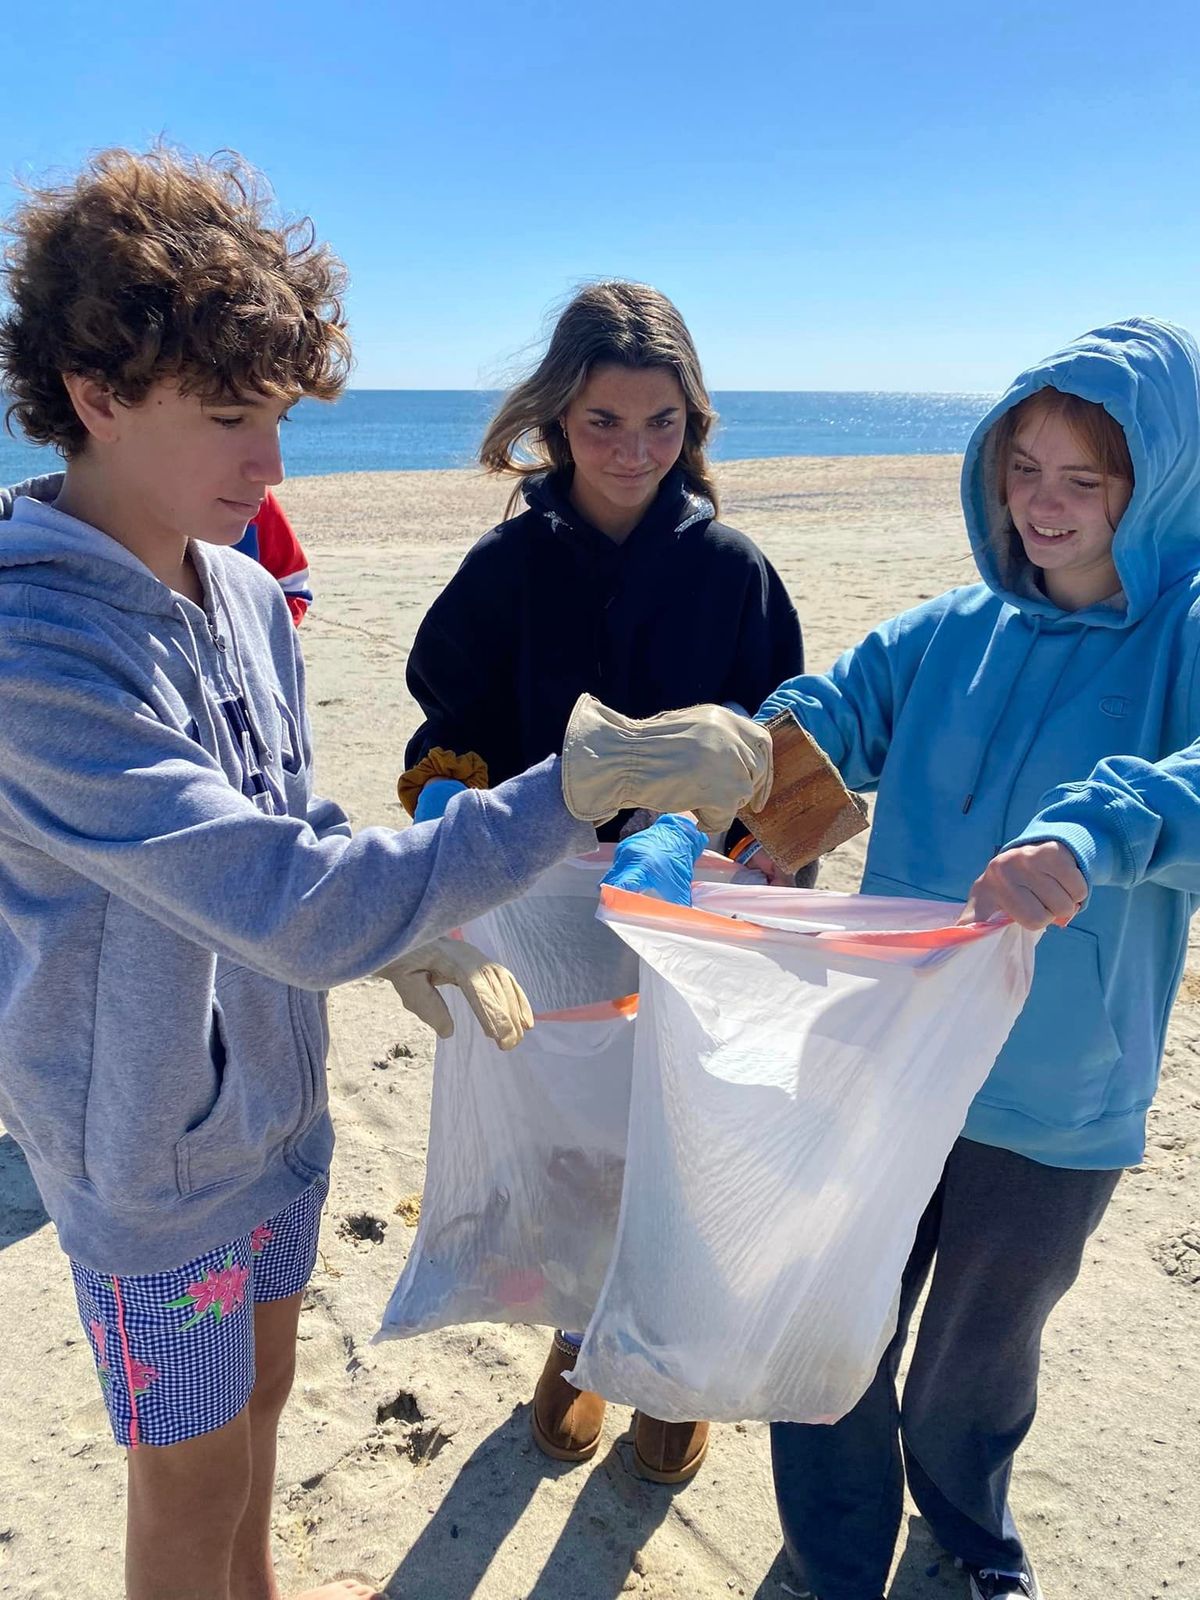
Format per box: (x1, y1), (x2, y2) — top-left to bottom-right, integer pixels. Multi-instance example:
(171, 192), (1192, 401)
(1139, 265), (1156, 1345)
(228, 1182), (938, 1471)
(612, 318), (1200, 1600)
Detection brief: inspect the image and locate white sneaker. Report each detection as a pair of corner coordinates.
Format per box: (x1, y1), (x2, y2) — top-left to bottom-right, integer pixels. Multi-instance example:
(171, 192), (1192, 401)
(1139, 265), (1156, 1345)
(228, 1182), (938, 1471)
(962, 1563), (1042, 1600)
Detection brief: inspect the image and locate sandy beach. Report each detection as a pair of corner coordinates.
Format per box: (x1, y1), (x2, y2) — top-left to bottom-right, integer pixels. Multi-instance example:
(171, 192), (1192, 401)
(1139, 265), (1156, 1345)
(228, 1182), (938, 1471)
(3, 454), (1199, 1600)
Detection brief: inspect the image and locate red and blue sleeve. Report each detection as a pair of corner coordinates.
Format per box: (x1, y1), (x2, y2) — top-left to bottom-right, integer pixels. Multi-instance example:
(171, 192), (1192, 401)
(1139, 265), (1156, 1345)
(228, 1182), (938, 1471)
(235, 491), (313, 625)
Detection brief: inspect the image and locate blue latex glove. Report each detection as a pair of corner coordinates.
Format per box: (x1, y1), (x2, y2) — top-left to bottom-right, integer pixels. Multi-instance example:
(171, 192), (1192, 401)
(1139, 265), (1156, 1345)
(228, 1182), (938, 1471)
(600, 814), (707, 906)
(414, 776), (466, 822)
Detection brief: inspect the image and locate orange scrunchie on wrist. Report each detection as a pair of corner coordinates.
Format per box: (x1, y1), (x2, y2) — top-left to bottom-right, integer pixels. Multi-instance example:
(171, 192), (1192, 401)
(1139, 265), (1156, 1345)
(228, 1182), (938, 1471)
(397, 747), (490, 817)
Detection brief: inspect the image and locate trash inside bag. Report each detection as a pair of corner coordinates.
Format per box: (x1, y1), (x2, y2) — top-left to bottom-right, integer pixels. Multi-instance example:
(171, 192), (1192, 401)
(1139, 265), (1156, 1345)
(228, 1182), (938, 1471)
(378, 1002), (634, 1333)
(376, 849), (740, 1337)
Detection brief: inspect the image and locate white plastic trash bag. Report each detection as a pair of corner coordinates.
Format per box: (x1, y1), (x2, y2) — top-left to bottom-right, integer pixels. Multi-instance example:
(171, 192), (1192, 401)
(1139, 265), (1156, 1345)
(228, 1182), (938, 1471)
(377, 849), (742, 1337)
(563, 883), (1037, 1424)
(379, 992), (635, 1333)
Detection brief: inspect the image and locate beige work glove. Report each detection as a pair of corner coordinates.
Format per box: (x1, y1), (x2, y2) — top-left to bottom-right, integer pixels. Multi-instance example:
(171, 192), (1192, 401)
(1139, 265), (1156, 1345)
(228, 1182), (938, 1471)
(377, 937), (534, 1051)
(560, 694), (774, 833)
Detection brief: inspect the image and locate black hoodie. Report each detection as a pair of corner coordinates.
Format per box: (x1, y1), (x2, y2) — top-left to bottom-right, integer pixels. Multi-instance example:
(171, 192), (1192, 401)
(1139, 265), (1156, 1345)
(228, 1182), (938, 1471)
(405, 467), (804, 838)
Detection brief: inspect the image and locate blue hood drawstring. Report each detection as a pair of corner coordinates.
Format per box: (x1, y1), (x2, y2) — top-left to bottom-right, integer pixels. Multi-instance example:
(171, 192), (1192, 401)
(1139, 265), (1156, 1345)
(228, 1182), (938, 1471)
(962, 623), (1085, 815)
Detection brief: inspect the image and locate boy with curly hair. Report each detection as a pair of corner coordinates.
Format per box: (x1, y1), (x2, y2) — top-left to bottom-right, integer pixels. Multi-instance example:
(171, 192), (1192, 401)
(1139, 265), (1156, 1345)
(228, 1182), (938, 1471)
(0, 147), (771, 1599)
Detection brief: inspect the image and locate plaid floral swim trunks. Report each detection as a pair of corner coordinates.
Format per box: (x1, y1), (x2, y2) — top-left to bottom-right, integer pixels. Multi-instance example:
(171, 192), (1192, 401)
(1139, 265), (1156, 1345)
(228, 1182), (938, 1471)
(70, 1173), (329, 1447)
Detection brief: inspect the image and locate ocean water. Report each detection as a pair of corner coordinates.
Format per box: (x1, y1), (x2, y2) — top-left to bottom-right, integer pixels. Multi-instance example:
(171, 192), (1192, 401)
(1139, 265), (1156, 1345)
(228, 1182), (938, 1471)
(0, 388), (997, 484)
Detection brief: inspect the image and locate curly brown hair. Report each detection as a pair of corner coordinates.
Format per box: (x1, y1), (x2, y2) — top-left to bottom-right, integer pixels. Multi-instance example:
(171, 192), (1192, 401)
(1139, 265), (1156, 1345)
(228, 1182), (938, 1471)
(0, 145), (351, 455)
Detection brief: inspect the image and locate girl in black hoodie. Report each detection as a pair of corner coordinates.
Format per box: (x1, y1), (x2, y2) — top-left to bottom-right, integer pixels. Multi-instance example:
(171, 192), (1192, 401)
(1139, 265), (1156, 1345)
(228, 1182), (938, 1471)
(400, 280), (804, 1482)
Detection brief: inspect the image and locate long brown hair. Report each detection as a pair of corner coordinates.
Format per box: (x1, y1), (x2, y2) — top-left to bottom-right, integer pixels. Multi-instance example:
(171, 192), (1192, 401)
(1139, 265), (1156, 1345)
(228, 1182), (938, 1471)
(480, 280), (719, 516)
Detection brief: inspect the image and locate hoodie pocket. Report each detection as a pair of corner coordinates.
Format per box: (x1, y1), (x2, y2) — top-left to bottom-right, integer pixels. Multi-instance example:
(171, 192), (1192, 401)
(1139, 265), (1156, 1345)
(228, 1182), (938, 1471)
(270, 691), (311, 821)
(174, 964), (322, 1198)
(272, 692), (305, 777)
(861, 868), (1121, 1127)
(972, 922), (1121, 1127)
(860, 869), (958, 905)
(85, 901), (326, 1209)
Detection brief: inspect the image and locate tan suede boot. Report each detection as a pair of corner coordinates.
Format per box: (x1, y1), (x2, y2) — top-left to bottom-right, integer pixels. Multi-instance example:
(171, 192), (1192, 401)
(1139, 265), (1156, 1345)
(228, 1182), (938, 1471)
(530, 1332), (607, 1462)
(632, 1414), (710, 1484)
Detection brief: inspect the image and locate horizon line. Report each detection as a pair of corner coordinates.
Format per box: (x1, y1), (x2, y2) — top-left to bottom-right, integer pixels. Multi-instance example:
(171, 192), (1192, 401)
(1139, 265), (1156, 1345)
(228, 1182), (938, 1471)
(334, 385), (1000, 396)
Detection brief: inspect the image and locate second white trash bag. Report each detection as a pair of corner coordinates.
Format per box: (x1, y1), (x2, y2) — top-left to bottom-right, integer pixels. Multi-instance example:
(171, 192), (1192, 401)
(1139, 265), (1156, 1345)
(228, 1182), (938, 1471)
(565, 883), (1038, 1425)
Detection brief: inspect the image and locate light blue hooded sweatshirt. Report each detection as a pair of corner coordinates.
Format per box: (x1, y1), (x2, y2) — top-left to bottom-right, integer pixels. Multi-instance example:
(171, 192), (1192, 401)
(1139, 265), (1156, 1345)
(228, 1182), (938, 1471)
(759, 318), (1200, 1169)
(0, 490), (596, 1272)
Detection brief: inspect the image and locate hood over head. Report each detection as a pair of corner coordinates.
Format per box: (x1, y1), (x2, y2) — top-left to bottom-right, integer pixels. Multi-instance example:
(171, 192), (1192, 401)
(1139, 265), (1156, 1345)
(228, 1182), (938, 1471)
(961, 317), (1200, 628)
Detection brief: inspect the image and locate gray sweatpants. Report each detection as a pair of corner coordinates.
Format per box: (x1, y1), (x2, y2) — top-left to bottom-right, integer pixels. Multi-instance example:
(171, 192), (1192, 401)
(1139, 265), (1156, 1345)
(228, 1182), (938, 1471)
(770, 1137), (1121, 1600)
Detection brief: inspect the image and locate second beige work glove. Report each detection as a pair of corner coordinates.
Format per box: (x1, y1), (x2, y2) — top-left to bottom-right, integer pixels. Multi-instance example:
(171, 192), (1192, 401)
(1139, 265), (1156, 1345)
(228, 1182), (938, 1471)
(560, 694), (774, 833)
(377, 937), (535, 1052)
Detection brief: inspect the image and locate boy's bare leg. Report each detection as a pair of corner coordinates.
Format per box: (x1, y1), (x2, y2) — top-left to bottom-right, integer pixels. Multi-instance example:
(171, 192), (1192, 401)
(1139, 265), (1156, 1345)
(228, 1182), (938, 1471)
(123, 1293), (378, 1600)
(229, 1291), (381, 1600)
(125, 1408), (254, 1600)
(226, 1291), (299, 1600)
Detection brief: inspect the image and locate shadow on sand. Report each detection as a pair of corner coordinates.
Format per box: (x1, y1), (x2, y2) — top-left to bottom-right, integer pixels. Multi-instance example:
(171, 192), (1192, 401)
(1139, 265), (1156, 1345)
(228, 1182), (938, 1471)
(0, 1132), (48, 1253)
(383, 1405), (688, 1599)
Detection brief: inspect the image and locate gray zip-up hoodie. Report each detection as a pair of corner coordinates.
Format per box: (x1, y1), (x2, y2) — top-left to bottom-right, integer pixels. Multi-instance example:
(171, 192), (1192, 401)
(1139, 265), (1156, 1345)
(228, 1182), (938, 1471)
(0, 489), (595, 1273)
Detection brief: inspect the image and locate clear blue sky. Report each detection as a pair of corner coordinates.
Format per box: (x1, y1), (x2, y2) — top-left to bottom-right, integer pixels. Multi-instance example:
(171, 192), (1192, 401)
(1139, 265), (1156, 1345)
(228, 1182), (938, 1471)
(5, 0), (1200, 391)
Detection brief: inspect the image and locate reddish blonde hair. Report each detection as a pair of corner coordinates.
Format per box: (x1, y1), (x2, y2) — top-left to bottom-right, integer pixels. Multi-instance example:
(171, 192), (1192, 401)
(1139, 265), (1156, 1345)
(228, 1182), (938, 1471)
(994, 387), (1133, 524)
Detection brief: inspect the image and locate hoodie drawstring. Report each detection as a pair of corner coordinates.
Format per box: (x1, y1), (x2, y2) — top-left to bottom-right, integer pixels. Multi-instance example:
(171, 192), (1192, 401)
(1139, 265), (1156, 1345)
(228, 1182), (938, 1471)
(960, 617), (1041, 814)
(174, 598), (223, 757)
(961, 617), (1088, 822)
(209, 567), (288, 815)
